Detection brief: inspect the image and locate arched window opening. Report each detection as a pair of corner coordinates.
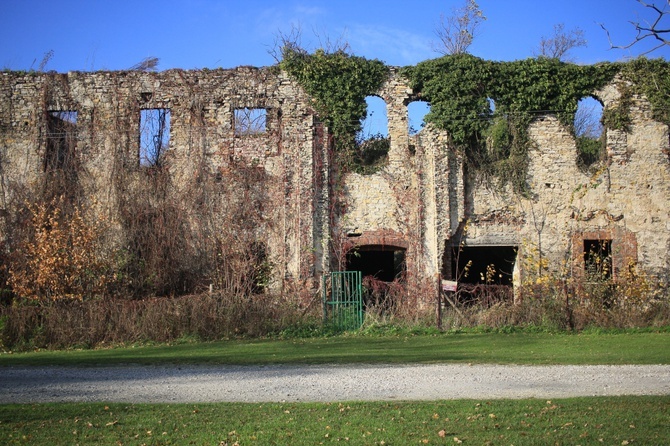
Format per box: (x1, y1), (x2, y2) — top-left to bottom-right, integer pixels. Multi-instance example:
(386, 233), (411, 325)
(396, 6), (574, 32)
(408, 100), (430, 135)
(485, 98), (512, 163)
(355, 96), (389, 174)
(575, 96), (604, 170)
(359, 96), (388, 138)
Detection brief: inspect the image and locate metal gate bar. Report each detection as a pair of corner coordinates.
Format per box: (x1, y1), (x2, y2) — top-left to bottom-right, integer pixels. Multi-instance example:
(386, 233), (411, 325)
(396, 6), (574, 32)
(322, 271), (363, 331)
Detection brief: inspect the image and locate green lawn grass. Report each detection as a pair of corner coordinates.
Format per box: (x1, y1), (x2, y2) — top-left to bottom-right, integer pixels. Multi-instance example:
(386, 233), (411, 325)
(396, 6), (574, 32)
(1, 331), (669, 366)
(1, 332), (669, 444)
(1, 397), (668, 445)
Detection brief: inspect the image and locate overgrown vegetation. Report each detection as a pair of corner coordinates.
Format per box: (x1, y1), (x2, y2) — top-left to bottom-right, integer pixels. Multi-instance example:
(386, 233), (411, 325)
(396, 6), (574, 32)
(279, 45), (390, 170)
(3, 49), (670, 349)
(620, 57), (670, 127)
(352, 133), (390, 174)
(0, 292), (311, 350)
(278, 46), (670, 189)
(7, 197), (110, 302)
(401, 55), (619, 192)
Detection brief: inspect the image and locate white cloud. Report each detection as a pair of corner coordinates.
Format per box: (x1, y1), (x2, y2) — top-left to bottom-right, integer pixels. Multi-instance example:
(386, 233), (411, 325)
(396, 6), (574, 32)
(345, 24), (434, 65)
(294, 5), (326, 16)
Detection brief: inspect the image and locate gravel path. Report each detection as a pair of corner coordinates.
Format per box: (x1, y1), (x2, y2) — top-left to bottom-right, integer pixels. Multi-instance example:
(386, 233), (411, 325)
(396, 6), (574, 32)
(1, 364), (669, 403)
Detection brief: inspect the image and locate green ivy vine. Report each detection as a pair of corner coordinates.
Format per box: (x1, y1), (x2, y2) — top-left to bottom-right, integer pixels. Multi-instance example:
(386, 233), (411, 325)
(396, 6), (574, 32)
(279, 46), (390, 169)
(401, 54), (619, 193)
(280, 46), (670, 192)
(619, 58), (670, 128)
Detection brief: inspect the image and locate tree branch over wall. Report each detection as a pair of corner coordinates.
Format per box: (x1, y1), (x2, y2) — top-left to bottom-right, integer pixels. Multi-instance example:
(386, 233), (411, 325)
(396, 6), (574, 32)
(601, 0), (670, 55)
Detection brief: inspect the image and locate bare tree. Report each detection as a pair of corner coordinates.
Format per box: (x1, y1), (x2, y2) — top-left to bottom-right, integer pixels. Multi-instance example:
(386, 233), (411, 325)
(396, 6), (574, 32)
(601, 0), (670, 55)
(269, 25), (304, 63)
(574, 98), (604, 138)
(433, 0), (486, 55)
(269, 24), (351, 63)
(534, 23), (587, 61)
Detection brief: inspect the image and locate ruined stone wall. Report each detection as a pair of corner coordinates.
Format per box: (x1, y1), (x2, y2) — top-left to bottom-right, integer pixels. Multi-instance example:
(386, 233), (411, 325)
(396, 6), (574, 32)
(0, 68), (329, 293)
(342, 71), (670, 296)
(444, 77), (670, 286)
(1, 67), (669, 301)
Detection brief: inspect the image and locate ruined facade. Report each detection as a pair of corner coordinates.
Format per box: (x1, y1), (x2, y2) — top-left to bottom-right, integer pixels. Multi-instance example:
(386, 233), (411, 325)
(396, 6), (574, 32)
(0, 66), (668, 301)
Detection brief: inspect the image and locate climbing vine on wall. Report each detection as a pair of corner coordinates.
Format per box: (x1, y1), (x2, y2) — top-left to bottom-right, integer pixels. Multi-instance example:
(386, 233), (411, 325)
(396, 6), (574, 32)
(281, 47), (669, 193)
(401, 54), (619, 193)
(279, 46), (390, 168)
(619, 58), (670, 127)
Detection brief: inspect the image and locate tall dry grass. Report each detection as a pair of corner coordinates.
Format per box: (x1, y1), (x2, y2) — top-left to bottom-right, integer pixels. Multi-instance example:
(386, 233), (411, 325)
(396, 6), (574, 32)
(0, 292), (314, 350)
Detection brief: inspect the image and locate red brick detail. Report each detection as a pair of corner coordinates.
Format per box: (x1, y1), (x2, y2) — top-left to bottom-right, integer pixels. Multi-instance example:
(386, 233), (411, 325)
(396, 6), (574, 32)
(348, 229), (409, 250)
(571, 227), (638, 280)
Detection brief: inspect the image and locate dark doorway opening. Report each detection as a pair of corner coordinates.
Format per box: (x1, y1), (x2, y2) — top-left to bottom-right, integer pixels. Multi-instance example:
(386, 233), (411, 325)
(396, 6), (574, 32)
(347, 246), (405, 282)
(346, 245), (406, 310)
(450, 245), (517, 304)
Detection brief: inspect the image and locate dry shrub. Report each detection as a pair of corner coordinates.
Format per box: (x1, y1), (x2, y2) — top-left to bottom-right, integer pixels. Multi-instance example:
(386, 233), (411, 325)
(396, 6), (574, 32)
(363, 276), (436, 324)
(199, 166), (273, 296)
(438, 269), (670, 331)
(0, 291), (313, 350)
(115, 169), (198, 298)
(8, 196), (110, 302)
(113, 164), (273, 299)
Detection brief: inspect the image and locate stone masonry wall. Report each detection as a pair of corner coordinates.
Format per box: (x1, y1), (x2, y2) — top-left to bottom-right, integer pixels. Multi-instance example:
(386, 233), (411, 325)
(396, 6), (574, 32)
(343, 71), (670, 296)
(1, 67), (669, 301)
(0, 68), (329, 293)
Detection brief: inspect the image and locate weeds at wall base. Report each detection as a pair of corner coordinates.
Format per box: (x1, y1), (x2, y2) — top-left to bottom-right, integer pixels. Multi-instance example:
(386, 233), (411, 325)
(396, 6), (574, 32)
(2, 276), (669, 350)
(0, 292), (317, 351)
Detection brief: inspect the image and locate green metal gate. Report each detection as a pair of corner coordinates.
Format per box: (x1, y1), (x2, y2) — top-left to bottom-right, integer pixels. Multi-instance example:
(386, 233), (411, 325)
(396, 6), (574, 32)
(322, 271), (363, 331)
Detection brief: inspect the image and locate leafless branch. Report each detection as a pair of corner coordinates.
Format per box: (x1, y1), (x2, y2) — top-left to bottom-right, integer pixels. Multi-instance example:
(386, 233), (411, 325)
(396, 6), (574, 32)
(269, 24), (351, 63)
(268, 24), (304, 63)
(129, 57), (159, 71)
(600, 0), (670, 56)
(534, 24), (587, 62)
(29, 50), (54, 72)
(433, 0), (486, 55)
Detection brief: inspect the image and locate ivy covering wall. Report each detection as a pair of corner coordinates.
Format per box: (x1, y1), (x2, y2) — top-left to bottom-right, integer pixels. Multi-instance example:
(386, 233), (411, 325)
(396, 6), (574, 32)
(279, 46), (390, 168)
(280, 46), (670, 192)
(401, 55), (619, 191)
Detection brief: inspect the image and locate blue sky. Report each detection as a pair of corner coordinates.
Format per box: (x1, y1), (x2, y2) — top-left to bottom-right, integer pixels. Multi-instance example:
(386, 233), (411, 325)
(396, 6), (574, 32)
(2, 0), (669, 73)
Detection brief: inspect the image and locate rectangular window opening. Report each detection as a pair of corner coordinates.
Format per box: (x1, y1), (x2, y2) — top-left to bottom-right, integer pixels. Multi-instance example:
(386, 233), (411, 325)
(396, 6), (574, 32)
(234, 107), (267, 136)
(139, 108), (171, 167)
(451, 245), (517, 286)
(448, 245), (517, 306)
(584, 239), (612, 281)
(45, 110), (78, 171)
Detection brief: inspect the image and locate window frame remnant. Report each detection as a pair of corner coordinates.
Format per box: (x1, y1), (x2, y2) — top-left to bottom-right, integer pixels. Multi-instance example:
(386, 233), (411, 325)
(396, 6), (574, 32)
(583, 239), (613, 281)
(45, 110), (78, 171)
(234, 107), (267, 136)
(139, 108), (171, 167)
